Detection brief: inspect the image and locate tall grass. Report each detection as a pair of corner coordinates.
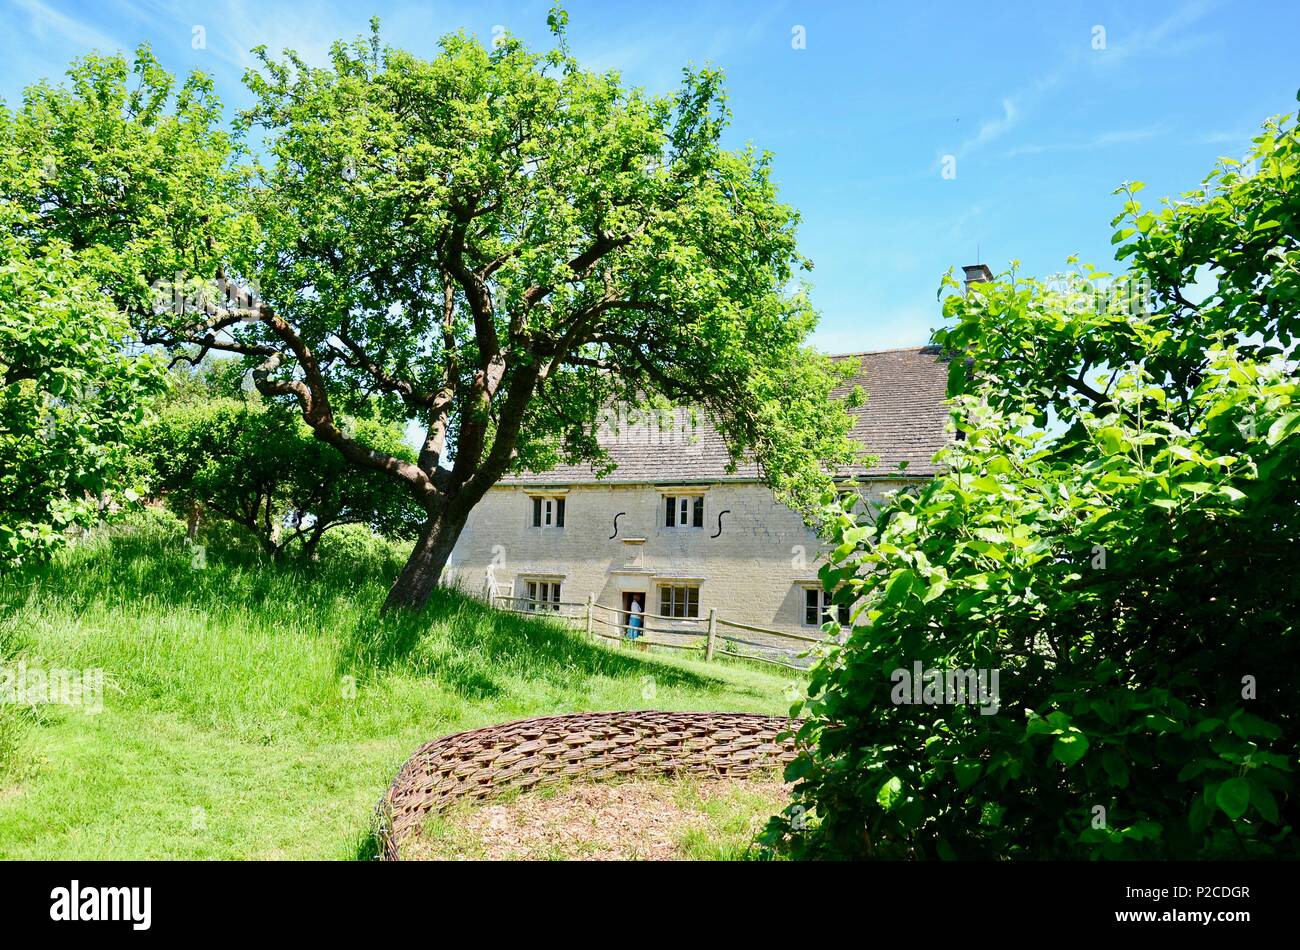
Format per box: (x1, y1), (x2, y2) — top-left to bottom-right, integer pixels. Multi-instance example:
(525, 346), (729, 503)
(0, 516), (798, 859)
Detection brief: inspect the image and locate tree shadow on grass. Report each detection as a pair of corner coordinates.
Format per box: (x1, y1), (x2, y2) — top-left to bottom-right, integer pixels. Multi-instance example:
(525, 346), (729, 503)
(6, 527), (753, 701)
(4, 526), (399, 633)
(336, 585), (727, 697)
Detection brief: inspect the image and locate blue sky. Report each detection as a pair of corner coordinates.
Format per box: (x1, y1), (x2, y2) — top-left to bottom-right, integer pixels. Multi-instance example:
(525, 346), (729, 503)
(2, 0), (1296, 353)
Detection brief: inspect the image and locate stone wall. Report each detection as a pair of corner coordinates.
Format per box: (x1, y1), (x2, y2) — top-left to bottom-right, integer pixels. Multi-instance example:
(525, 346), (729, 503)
(444, 479), (909, 636)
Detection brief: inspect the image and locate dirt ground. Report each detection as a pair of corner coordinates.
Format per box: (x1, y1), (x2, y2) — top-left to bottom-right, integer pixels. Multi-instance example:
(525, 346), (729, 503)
(405, 776), (791, 861)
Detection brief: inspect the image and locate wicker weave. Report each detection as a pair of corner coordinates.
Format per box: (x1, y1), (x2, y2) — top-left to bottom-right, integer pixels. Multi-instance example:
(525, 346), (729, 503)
(377, 710), (801, 860)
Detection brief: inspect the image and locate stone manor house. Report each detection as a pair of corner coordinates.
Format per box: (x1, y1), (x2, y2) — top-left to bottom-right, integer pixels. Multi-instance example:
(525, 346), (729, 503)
(443, 344), (953, 638)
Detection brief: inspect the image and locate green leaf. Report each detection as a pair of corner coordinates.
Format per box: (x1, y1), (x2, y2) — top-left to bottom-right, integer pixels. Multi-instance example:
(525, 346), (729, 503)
(884, 569), (918, 606)
(946, 358), (968, 398)
(1143, 714), (1180, 733)
(1228, 710), (1281, 740)
(922, 576), (948, 603)
(1102, 749), (1130, 788)
(1096, 427), (1126, 454)
(1189, 798), (1209, 834)
(1215, 777), (1250, 820)
(954, 761), (981, 789)
(877, 776), (904, 811)
(1052, 731), (1090, 768)
(1266, 412), (1300, 446)
(1249, 780), (1279, 823)
(1120, 820), (1162, 841)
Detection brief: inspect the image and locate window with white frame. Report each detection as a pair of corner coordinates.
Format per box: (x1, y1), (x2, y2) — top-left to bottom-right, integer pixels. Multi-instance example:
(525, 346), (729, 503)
(530, 495), (566, 528)
(664, 494), (704, 529)
(659, 583), (700, 618)
(525, 579), (562, 611)
(803, 587), (850, 627)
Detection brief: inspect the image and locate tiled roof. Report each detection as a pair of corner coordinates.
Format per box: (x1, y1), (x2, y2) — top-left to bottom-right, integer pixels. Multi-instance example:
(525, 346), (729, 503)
(502, 345), (953, 485)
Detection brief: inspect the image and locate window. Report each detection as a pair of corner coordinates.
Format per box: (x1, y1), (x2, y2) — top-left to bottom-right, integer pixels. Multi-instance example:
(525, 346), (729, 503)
(659, 584), (700, 618)
(804, 588), (850, 627)
(526, 580), (562, 611)
(664, 495), (704, 528)
(531, 496), (565, 528)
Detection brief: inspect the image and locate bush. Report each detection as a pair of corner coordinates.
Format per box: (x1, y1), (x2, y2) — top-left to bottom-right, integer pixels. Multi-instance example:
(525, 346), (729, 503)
(109, 505), (187, 542)
(768, 101), (1300, 860)
(314, 523), (407, 570)
(138, 395), (423, 559)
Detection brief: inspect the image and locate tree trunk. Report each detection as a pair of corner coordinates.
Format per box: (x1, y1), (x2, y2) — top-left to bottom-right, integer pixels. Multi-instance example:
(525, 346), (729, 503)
(186, 502), (203, 541)
(383, 507), (469, 613)
(303, 526), (324, 563)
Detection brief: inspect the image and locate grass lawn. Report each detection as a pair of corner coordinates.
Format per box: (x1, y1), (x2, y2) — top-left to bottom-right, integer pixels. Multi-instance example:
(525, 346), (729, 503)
(0, 519), (801, 859)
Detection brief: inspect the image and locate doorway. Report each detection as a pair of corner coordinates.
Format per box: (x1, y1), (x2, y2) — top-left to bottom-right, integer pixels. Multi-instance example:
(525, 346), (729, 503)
(622, 590), (646, 636)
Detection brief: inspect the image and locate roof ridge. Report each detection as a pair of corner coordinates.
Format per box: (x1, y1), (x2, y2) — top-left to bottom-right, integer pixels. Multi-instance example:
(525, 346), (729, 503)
(828, 344), (938, 357)
(501, 343), (952, 485)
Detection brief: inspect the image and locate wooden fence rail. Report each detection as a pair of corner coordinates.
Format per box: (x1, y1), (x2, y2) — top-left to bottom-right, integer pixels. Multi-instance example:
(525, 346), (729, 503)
(490, 592), (837, 670)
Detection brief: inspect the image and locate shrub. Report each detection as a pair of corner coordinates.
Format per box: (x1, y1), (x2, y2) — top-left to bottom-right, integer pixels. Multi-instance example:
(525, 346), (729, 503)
(138, 396), (422, 559)
(768, 100), (1300, 860)
(314, 523), (407, 569)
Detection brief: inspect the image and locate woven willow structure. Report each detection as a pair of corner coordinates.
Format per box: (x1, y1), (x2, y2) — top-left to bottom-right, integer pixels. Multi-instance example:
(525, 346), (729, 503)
(377, 710), (801, 860)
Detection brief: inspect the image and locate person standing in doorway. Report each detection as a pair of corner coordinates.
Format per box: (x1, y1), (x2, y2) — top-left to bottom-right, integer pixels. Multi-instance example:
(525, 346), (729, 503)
(626, 594), (644, 643)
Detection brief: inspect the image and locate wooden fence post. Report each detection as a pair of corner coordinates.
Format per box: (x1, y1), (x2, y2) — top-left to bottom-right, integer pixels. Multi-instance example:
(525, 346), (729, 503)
(706, 608), (718, 662)
(585, 593), (595, 638)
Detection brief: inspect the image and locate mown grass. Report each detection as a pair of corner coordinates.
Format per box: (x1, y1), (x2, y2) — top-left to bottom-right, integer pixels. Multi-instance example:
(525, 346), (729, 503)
(0, 516), (800, 859)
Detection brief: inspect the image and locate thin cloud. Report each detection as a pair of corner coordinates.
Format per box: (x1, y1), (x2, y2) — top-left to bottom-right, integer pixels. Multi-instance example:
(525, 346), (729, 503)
(1005, 124), (1166, 158)
(8, 0), (125, 53)
(1196, 129), (1257, 147)
(953, 67), (1066, 159)
(945, 203), (986, 242)
(1095, 0), (1219, 67)
(954, 0), (1217, 160)
(960, 97), (1020, 155)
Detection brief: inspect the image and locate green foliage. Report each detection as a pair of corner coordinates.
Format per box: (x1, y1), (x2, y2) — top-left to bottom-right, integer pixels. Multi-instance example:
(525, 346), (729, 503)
(157, 358), (253, 407)
(0, 46), (243, 313)
(315, 522), (409, 566)
(0, 213), (164, 566)
(223, 13), (856, 506)
(0, 44), (237, 568)
(769, 101), (1300, 859)
(6, 14), (857, 605)
(138, 389), (422, 557)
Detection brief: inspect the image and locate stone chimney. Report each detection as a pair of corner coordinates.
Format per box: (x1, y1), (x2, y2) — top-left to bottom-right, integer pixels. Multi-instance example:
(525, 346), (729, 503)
(962, 263), (993, 292)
